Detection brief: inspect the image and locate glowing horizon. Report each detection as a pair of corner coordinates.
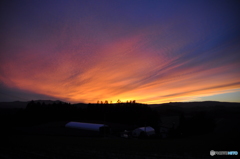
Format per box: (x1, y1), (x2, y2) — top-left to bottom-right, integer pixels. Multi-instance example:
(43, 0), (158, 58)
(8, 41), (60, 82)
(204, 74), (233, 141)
(1, 1), (240, 104)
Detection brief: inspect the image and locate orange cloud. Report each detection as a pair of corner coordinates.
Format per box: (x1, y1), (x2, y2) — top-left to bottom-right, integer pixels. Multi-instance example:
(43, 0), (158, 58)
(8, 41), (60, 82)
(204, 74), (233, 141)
(1, 11), (240, 103)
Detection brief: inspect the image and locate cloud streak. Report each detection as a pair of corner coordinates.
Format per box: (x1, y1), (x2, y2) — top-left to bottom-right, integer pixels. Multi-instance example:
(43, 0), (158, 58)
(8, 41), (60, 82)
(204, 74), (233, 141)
(0, 0), (240, 103)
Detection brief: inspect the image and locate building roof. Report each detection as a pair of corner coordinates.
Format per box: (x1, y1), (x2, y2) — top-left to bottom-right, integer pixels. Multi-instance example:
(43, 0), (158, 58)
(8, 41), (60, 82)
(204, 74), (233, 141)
(65, 121), (107, 131)
(136, 126), (155, 132)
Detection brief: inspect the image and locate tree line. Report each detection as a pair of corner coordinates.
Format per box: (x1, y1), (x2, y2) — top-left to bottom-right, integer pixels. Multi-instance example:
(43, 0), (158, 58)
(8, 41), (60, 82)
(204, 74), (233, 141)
(96, 100), (136, 104)
(11, 100), (159, 128)
(1, 100), (216, 138)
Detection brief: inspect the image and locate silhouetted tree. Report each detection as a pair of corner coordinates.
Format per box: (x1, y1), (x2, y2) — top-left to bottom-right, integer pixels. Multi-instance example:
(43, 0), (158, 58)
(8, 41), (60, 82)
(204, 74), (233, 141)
(42, 102), (46, 107)
(16, 100), (160, 129)
(26, 100), (35, 110)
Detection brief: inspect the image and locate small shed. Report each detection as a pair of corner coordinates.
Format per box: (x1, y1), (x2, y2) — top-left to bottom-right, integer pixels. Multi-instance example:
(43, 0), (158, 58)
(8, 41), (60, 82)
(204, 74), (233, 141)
(132, 126), (155, 137)
(65, 122), (110, 135)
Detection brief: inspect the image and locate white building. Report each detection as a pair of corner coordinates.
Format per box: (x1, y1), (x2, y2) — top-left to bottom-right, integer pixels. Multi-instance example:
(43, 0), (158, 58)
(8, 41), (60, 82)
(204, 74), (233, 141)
(132, 126), (155, 137)
(65, 121), (110, 134)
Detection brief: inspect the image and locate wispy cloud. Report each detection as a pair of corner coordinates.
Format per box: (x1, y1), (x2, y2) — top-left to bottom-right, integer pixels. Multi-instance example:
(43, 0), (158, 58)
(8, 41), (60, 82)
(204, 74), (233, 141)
(0, 0), (240, 103)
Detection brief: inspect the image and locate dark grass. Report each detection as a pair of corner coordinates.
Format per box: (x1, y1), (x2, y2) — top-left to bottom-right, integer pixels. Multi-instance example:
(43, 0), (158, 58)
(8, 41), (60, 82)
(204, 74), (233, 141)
(1, 102), (240, 158)
(1, 133), (239, 159)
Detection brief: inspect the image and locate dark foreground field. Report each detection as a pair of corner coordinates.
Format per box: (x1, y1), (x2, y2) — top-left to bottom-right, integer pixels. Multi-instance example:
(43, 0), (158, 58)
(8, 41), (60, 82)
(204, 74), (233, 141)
(1, 132), (239, 159)
(1, 101), (239, 158)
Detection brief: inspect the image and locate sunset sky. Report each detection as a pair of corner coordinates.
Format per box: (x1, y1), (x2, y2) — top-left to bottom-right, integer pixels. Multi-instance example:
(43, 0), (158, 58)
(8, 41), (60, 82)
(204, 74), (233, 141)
(1, 0), (240, 104)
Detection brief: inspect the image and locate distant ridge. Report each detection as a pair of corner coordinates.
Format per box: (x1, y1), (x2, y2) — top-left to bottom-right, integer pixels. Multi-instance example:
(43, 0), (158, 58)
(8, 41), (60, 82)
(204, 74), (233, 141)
(0, 101), (28, 109)
(148, 101), (240, 107)
(0, 100), (65, 109)
(0, 100), (239, 109)
(32, 100), (64, 105)
(149, 101), (240, 116)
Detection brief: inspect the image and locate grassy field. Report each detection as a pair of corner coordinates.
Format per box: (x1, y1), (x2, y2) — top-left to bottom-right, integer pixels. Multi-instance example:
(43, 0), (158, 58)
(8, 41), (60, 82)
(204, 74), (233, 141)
(1, 102), (239, 158)
(1, 133), (239, 159)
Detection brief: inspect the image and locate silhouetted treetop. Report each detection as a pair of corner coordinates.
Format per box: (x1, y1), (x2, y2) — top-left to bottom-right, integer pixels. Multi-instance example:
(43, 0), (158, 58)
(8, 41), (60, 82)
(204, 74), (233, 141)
(23, 100), (158, 127)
